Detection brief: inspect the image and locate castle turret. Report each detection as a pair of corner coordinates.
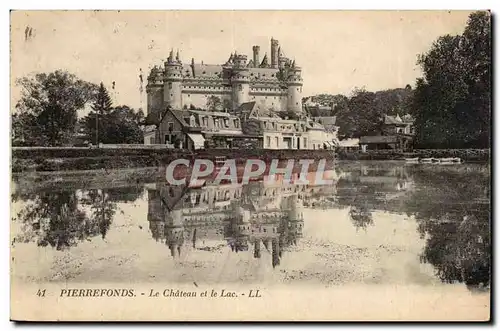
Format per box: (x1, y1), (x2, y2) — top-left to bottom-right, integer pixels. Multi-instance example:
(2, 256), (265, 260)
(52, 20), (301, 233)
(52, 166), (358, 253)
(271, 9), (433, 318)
(231, 54), (250, 109)
(146, 65), (164, 121)
(252, 45), (260, 68)
(286, 60), (303, 113)
(164, 49), (183, 109)
(271, 38), (279, 69)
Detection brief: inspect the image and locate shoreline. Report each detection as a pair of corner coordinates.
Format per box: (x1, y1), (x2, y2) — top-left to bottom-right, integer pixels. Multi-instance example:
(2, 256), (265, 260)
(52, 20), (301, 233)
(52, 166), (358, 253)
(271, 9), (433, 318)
(11, 147), (489, 173)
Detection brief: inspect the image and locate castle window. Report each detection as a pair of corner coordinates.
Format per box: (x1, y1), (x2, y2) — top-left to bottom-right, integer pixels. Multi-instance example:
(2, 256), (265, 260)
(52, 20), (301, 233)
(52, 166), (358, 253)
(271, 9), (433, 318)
(188, 94), (191, 97)
(238, 84), (242, 91)
(168, 82), (172, 88)
(203, 71), (206, 74)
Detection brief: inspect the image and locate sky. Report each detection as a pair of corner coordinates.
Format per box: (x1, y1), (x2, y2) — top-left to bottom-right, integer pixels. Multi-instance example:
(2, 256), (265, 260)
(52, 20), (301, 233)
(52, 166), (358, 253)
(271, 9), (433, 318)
(10, 10), (474, 111)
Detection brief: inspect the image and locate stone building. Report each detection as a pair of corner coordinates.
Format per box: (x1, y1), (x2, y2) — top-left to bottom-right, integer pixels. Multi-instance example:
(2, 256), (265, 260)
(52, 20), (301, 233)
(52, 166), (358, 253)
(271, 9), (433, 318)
(144, 37), (337, 150)
(146, 37), (303, 117)
(237, 101), (336, 150)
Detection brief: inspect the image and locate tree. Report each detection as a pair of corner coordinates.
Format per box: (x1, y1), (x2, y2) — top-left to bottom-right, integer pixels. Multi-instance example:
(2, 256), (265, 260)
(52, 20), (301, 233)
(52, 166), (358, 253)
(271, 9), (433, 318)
(84, 105), (144, 144)
(206, 96), (223, 111)
(92, 82), (113, 115)
(13, 70), (97, 146)
(335, 88), (384, 138)
(85, 82), (113, 144)
(412, 11), (491, 148)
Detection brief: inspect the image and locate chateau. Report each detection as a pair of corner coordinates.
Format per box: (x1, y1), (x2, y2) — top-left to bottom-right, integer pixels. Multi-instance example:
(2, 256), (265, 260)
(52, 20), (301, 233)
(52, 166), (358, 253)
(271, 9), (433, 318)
(144, 38), (338, 150)
(146, 37), (303, 114)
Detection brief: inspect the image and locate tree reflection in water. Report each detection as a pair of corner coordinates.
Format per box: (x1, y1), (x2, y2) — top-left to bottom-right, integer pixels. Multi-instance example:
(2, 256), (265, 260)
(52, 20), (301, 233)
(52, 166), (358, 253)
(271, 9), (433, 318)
(349, 206), (374, 231)
(335, 163), (490, 289)
(405, 167), (490, 289)
(80, 189), (117, 239)
(12, 187), (127, 250)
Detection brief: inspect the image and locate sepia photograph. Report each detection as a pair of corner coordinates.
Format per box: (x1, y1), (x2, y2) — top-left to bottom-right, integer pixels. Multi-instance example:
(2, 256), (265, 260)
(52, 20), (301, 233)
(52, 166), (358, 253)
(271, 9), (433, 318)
(9, 9), (491, 322)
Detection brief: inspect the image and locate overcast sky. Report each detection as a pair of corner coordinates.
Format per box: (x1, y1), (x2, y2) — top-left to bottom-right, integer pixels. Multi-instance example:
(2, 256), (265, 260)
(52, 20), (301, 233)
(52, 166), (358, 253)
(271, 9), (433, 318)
(11, 10), (473, 111)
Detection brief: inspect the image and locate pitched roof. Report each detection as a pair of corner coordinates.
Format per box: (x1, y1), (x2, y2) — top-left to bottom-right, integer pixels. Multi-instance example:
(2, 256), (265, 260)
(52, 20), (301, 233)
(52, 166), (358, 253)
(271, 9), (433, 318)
(188, 109), (239, 119)
(181, 64), (223, 79)
(384, 114), (414, 125)
(384, 115), (403, 125)
(170, 109), (190, 126)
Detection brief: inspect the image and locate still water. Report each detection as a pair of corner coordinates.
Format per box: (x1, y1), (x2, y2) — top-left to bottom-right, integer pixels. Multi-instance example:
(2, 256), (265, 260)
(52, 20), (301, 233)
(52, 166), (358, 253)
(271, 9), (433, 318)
(11, 161), (490, 291)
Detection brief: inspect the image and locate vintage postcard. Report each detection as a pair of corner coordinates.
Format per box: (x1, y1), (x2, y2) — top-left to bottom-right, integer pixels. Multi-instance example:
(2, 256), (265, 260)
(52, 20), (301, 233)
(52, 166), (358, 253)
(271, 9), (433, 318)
(10, 10), (491, 321)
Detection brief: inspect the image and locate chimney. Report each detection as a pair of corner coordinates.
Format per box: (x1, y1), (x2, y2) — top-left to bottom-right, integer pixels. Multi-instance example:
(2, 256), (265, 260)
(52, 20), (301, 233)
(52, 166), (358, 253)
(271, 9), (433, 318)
(271, 38), (279, 69)
(252, 45), (260, 68)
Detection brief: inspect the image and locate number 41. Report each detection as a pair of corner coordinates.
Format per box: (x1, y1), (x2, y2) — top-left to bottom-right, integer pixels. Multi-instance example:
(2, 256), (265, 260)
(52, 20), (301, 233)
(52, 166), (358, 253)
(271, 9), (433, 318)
(36, 289), (46, 297)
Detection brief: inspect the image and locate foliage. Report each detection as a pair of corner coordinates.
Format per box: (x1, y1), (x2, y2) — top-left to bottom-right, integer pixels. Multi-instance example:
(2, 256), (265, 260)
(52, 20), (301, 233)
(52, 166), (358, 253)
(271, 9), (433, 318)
(206, 96), (223, 111)
(12, 190), (114, 250)
(412, 11), (491, 148)
(92, 82), (113, 115)
(304, 87), (413, 138)
(12, 70), (97, 146)
(82, 104), (145, 144)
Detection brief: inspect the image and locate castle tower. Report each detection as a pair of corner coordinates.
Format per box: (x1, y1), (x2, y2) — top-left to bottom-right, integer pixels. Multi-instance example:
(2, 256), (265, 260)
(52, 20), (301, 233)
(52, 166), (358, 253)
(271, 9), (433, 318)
(270, 38), (279, 69)
(252, 45), (260, 68)
(146, 66), (164, 121)
(231, 54), (251, 109)
(164, 49), (183, 110)
(286, 60), (303, 113)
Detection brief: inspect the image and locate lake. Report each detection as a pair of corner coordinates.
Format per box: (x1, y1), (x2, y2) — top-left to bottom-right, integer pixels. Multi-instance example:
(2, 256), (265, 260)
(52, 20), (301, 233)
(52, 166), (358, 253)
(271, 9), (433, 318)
(11, 161), (490, 292)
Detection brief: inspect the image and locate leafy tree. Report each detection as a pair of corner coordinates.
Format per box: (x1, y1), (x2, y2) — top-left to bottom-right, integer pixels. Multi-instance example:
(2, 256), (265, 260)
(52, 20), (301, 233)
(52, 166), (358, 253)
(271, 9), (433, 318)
(206, 95), (223, 111)
(412, 11), (491, 148)
(83, 105), (144, 144)
(304, 88), (412, 138)
(12, 70), (97, 146)
(335, 88), (384, 138)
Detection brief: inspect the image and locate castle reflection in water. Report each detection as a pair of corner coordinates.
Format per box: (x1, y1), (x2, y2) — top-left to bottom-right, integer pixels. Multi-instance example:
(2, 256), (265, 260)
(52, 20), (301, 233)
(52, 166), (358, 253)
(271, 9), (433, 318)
(146, 170), (342, 268)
